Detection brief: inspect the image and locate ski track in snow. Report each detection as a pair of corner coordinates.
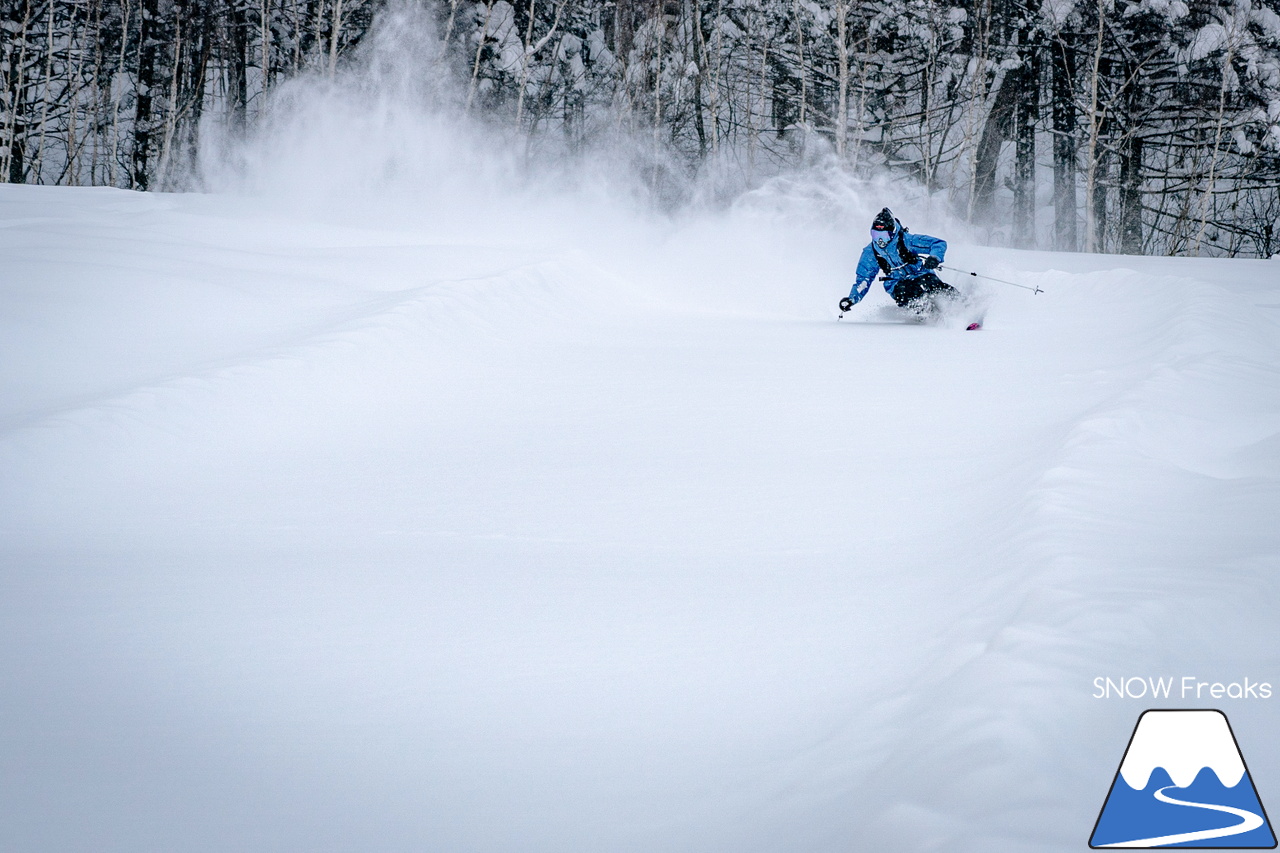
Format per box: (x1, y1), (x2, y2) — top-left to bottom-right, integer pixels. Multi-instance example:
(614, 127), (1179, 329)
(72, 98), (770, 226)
(2, 184), (1280, 853)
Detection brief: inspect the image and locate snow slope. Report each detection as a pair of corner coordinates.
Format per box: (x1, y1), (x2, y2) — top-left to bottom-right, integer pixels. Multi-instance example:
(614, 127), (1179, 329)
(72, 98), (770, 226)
(2, 183), (1279, 853)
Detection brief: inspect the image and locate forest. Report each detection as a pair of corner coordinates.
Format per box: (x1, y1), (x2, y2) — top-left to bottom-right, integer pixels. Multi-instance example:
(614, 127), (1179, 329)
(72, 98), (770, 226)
(3, 0), (1279, 255)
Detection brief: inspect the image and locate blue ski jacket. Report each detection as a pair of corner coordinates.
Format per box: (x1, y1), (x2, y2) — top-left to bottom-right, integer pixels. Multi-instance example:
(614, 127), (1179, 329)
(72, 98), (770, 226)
(846, 228), (947, 305)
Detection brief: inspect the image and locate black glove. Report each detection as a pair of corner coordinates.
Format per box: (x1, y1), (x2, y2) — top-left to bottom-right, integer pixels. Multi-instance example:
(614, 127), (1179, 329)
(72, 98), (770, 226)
(921, 255), (940, 270)
(839, 297), (855, 312)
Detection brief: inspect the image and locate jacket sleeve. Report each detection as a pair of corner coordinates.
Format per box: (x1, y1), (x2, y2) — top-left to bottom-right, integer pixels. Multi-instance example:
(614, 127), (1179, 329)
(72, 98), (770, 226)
(907, 233), (946, 263)
(849, 244), (880, 302)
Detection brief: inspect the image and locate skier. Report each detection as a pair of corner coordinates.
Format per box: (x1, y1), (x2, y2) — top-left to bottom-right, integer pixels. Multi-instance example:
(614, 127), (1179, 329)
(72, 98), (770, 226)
(839, 208), (958, 315)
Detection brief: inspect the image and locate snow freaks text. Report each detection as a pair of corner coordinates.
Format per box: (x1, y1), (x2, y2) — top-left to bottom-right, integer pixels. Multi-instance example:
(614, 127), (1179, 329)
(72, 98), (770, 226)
(1093, 677), (1274, 700)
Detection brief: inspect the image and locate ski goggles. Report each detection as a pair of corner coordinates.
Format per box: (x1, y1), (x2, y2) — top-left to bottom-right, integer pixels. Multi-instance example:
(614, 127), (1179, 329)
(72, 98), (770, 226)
(870, 227), (893, 247)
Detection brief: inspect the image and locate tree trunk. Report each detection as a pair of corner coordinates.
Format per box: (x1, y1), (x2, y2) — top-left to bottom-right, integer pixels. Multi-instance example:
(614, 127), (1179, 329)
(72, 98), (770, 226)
(1, 0), (35, 184)
(1050, 35), (1078, 251)
(834, 0), (848, 157)
(1117, 54), (1144, 254)
(229, 0), (249, 122)
(132, 0), (160, 189)
(327, 0), (342, 75)
(1193, 40), (1237, 255)
(31, 0), (54, 182)
(185, 5), (210, 168)
(156, 13), (182, 187)
(514, 0), (537, 126)
(465, 1), (494, 114)
(299, 0), (320, 62)
(1092, 147), (1109, 252)
(615, 0), (665, 77)
(260, 0), (271, 96)
(971, 70), (1017, 224)
(1012, 34), (1040, 247)
(1118, 131), (1142, 253)
(1083, 1), (1106, 252)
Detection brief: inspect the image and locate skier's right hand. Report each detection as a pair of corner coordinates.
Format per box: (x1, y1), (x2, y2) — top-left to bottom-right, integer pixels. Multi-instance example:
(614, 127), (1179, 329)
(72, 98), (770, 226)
(839, 297), (855, 312)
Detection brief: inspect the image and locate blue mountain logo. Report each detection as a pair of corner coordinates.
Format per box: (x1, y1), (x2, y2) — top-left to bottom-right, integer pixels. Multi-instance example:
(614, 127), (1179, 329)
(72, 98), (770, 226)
(1091, 710), (1276, 848)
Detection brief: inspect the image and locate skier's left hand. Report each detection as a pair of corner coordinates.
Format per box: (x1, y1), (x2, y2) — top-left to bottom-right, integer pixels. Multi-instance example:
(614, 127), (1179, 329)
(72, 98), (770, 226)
(839, 297), (855, 312)
(920, 255), (940, 270)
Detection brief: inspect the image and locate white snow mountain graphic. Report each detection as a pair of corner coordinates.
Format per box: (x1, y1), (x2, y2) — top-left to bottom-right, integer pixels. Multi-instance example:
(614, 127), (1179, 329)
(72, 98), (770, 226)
(1091, 710), (1276, 848)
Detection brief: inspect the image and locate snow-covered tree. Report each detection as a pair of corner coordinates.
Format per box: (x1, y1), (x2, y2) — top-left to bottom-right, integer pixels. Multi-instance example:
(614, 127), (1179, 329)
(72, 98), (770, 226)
(3, 0), (1279, 256)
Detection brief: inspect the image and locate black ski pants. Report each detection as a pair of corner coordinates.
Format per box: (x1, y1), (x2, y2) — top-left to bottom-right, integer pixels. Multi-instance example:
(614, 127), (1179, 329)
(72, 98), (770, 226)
(890, 272), (957, 308)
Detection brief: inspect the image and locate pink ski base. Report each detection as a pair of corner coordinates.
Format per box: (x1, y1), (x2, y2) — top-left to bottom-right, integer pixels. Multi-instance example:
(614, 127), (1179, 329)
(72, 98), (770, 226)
(966, 322), (982, 331)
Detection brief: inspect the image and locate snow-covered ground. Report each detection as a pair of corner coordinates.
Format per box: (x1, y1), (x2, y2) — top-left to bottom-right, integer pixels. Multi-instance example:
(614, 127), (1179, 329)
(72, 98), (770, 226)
(2, 182), (1279, 852)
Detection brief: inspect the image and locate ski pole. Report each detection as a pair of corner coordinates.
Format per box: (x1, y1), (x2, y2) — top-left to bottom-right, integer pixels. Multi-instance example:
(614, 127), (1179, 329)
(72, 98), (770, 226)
(943, 265), (1044, 294)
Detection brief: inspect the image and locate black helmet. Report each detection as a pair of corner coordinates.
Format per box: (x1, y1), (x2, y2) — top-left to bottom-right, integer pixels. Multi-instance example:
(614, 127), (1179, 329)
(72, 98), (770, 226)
(871, 207), (896, 247)
(872, 207), (897, 232)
